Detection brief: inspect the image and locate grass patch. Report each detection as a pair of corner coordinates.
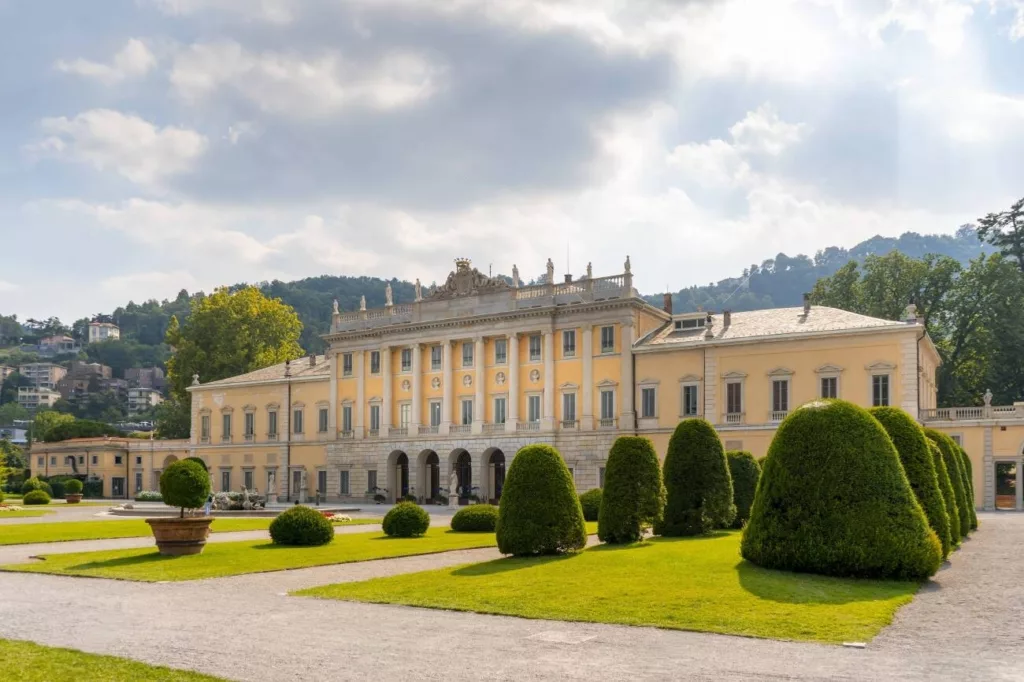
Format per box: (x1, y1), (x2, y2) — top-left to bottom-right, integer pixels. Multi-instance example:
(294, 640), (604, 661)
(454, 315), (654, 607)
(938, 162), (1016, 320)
(0, 510), (54, 518)
(0, 639), (225, 681)
(297, 532), (919, 644)
(0, 517), (381, 546)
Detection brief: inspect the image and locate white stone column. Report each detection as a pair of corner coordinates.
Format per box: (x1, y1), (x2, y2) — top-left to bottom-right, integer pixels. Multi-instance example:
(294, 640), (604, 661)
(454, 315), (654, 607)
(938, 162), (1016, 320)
(473, 336), (485, 434)
(507, 334), (519, 431)
(542, 330), (555, 431)
(582, 324), (593, 430)
(411, 343), (422, 435)
(441, 339), (452, 435)
(328, 350), (338, 439)
(620, 323), (635, 429)
(355, 350), (365, 439)
(381, 346), (392, 437)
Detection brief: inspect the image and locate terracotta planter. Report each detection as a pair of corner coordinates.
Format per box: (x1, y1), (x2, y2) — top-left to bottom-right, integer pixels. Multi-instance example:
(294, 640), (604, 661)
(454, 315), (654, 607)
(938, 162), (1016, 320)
(146, 517), (214, 556)
(65, 494), (83, 504)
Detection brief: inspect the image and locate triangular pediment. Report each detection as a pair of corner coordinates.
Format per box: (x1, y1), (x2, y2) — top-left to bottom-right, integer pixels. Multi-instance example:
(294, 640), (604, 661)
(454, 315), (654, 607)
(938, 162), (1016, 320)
(766, 367), (794, 377)
(720, 371), (748, 380)
(815, 364), (844, 374)
(596, 379), (619, 387)
(865, 361), (897, 371)
(679, 374), (701, 383)
(559, 382), (580, 391)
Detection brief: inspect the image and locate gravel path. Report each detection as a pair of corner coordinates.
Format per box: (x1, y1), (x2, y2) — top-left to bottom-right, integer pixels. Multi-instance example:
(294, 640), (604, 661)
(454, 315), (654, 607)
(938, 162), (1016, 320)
(0, 513), (1021, 681)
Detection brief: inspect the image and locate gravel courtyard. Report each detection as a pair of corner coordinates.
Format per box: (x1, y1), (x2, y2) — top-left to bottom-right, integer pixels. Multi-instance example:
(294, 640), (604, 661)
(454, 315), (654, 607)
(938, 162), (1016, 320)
(1, 512), (1021, 681)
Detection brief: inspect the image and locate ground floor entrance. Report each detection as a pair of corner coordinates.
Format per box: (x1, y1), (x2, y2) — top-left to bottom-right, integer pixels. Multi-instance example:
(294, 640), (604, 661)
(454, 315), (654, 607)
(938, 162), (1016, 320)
(111, 477), (125, 499)
(995, 460), (1020, 510)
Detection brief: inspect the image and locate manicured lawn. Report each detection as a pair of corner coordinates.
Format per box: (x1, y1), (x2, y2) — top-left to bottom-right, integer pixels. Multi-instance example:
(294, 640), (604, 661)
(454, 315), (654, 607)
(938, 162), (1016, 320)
(297, 532), (920, 644)
(0, 509), (54, 518)
(0, 639), (225, 681)
(0, 517), (381, 545)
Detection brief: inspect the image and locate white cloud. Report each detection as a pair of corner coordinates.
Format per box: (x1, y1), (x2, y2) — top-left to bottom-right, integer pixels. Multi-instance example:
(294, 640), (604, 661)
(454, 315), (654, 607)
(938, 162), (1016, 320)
(55, 39), (156, 85)
(150, 0), (296, 23)
(729, 104), (807, 156)
(30, 110), (208, 187)
(99, 270), (199, 295)
(0, 280), (19, 292)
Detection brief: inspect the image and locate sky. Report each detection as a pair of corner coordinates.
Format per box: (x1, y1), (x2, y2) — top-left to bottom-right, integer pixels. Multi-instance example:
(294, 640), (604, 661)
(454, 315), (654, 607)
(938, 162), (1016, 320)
(1, 0), (1023, 322)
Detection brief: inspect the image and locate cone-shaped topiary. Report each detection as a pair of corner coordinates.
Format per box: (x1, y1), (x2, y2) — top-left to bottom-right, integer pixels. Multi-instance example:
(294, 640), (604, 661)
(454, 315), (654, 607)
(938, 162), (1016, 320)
(579, 489), (602, 522)
(160, 459), (212, 518)
(726, 451), (761, 530)
(870, 407), (952, 559)
(496, 444), (587, 556)
(925, 429), (970, 539)
(598, 436), (665, 544)
(742, 400), (942, 580)
(957, 446), (978, 530)
(657, 419), (735, 536)
(929, 439), (961, 546)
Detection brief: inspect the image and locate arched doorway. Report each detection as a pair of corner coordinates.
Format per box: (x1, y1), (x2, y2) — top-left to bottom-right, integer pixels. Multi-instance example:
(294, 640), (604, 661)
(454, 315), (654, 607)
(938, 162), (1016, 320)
(387, 450), (409, 502)
(419, 450), (440, 503)
(450, 449), (472, 504)
(484, 448), (506, 504)
(162, 454), (178, 468)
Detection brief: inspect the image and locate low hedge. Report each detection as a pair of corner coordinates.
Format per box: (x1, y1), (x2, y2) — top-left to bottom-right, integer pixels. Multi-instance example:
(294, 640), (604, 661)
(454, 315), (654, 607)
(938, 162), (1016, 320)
(598, 436), (665, 544)
(726, 451), (761, 529)
(383, 502), (431, 537)
(579, 489), (603, 522)
(22, 490), (51, 505)
(269, 506), (335, 546)
(21, 478), (53, 497)
(451, 504), (499, 532)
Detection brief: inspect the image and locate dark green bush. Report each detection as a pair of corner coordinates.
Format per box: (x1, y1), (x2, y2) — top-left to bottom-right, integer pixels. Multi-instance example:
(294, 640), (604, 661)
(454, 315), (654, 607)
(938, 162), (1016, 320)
(957, 446), (978, 530)
(21, 478), (53, 497)
(23, 490), (51, 505)
(43, 419), (125, 442)
(82, 479), (103, 498)
(657, 419), (735, 536)
(64, 478), (83, 495)
(726, 451), (761, 529)
(925, 429), (970, 539)
(0, 490), (4, 504)
(742, 400), (942, 580)
(451, 504), (499, 532)
(929, 440), (961, 546)
(400, 493), (417, 503)
(870, 408), (952, 558)
(159, 460), (211, 518)
(383, 502), (431, 537)
(496, 444), (586, 556)
(269, 505), (335, 546)
(598, 436), (665, 544)
(46, 476), (76, 499)
(183, 456), (209, 471)
(579, 488), (603, 522)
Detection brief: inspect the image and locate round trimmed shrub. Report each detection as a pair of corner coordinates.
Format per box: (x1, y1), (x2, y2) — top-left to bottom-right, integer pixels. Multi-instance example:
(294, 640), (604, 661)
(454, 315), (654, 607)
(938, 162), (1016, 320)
(742, 400), (942, 580)
(929, 440), (961, 546)
(925, 429), (970, 539)
(21, 478), (53, 497)
(957, 446), (978, 530)
(496, 444), (587, 556)
(870, 407), (952, 558)
(579, 489), (603, 522)
(23, 490), (51, 505)
(184, 456), (209, 471)
(64, 479), (83, 495)
(726, 450), (761, 529)
(657, 419), (735, 537)
(269, 505), (335, 546)
(159, 459), (212, 518)
(598, 436), (665, 544)
(451, 504), (499, 532)
(383, 502), (431, 537)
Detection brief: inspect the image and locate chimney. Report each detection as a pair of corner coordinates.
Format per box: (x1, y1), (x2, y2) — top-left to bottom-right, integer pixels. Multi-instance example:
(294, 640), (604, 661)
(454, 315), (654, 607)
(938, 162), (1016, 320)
(564, 273), (573, 284)
(802, 293), (810, 315)
(723, 310), (731, 327)
(309, 355), (316, 367)
(663, 293), (673, 315)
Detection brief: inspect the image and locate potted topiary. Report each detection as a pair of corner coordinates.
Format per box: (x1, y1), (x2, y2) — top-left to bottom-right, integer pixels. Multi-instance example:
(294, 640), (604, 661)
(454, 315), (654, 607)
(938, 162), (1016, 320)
(64, 478), (84, 504)
(146, 459), (213, 556)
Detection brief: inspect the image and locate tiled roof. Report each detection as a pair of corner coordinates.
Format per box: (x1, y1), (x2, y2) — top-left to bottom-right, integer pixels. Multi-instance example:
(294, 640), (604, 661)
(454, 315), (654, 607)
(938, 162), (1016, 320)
(638, 306), (909, 348)
(197, 356), (330, 388)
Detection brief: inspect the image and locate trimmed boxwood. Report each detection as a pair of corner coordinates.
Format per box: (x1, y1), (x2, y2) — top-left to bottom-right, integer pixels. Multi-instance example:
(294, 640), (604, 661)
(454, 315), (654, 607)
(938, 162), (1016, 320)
(579, 489), (603, 522)
(929, 440), (961, 546)
(496, 444), (587, 556)
(657, 419), (735, 536)
(598, 436), (665, 544)
(383, 502), (431, 537)
(159, 459), (212, 518)
(925, 429), (971, 539)
(23, 490), (51, 505)
(64, 478), (83, 495)
(184, 456), (209, 471)
(269, 505), (335, 546)
(742, 400), (942, 580)
(21, 477), (53, 497)
(451, 504), (499, 532)
(870, 407), (952, 558)
(726, 451), (761, 530)
(957, 446), (978, 530)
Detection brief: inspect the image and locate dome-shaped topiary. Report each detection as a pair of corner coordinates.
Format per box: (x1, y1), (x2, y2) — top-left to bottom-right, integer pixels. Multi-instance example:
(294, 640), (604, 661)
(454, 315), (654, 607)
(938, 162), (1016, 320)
(598, 436), (665, 544)
(23, 489), (51, 505)
(957, 446), (978, 530)
(726, 451), (761, 530)
(269, 505), (335, 546)
(21, 477), (53, 497)
(929, 440), (960, 546)
(64, 478), (83, 495)
(184, 456), (209, 471)
(870, 407), (952, 558)
(496, 444), (586, 556)
(657, 419), (735, 536)
(925, 429), (970, 539)
(160, 459), (211, 518)
(451, 504), (499, 532)
(383, 502), (431, 537)
(742, 400), (942, 580)
(579, 489), (603, 522)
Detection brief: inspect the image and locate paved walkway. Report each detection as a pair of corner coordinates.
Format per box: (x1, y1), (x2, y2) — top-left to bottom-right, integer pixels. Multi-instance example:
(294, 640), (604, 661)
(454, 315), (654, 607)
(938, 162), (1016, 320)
(1, 513), (1022, 681)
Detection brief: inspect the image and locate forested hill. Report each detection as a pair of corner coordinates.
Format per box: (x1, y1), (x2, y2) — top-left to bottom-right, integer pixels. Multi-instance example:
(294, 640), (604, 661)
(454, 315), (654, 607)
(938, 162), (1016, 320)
(647, 226), (991, 313)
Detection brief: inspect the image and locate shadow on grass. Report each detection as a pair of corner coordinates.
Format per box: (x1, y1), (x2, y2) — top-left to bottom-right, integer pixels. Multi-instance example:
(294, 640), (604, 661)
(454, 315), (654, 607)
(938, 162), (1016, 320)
(65, 552), (169, 572)
(452, 553), (573, 577)
(736, 560), (919, 605)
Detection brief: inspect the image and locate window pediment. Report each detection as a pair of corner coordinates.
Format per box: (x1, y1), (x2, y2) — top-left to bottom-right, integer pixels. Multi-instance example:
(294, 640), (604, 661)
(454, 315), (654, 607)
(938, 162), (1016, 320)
(638, 377), (660, 386)
(559, 382), (580, 391)
(242, 404), (257, 413)
(220, 406), (234, 414)
(678, 374), (701, 383)
(766, 367), (794, 377)
(865, 361), (896, 372)
(265, 402), (280, 411)
(721, 371), (748, 380)
(291, 401), (305, 409)
(368, 396), (383, 405)
(815, 364), (844, 374)
(596, 379), (619, 388)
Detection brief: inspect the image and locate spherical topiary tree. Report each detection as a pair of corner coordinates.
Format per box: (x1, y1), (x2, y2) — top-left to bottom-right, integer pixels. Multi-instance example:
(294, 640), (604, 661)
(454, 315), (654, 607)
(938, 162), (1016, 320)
(269, 505), (334, 546)
(579, 489), (603, 522)
(496, 444), (586, 556)
(925, 429), (970, 539)
(957, 446), (978, 530)
(159, 459), (212, 518)
(657, 419), (735, 536)
(22, 490), (51, 505)
(598, 436), (665, 544)
(21, 477), (53, 496)
(726, 451), (761, 530)
(451, 504), (499, 532)
(929, 439), (961, 546)
(184, 456), (209, 471)
(64, 478), (83, 495)
(870, 407), (952, 558)
(742, 400), (942, 580)
(383, 501), (431, 537)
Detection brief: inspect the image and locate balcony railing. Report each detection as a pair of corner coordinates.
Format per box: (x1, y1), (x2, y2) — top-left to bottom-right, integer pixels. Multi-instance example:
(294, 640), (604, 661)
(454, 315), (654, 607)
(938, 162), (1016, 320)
(268, 433), (278, 441)
(599, 417), (617, 429)
(451, 424), (471, 434)
(560, 419), (579, 430)
(724, 413), (744, 425)
(517, 421), (540, 432)
(368, 428), (379, 437)
(419, 425), (439, 435)
(390, 427), (408, 437)
(483, 423), (505, 433)
(244, 433), (254, 441)
(769, 410), (789, 423)
(920, 405), (1022, 422)
(339, 430), (354, 439)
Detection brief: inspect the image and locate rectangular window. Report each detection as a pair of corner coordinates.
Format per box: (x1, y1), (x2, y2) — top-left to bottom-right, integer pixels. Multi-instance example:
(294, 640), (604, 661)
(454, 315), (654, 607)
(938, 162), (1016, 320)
(494, 338), (507, 364)
(772, 380), (789, 413)
(529, 334), (541, 361)
(820, 376), (838, 399)
(400, 403), (411, 427)
(682, 384), (699, 417)
(37, 456), (43, 467)
(198, 415), (209, 440)
(600, 326), (615, 353)
(951, 434), (963, 446)
(51, 456), (56, 465)
(369, 405), (381, 431)
(461, 399), (474, 425)
(562, 392), (576, 422)
(872, 375), (890, 407)
(600, 390), (615, 419)
(429, 401), (442, 427)
(641, 387), (656, 418)
(370, 351), (381, 374)
(293, 409), (304, 434)
(431, 345), (442, 370)
(318, 407), (329, 433)
(91, 455), (98, 465)
(221, 414), (231, 440)
(342, 405), (352, 432)
(340, 470), (350, 495)
(317, 470), (327, 495)
(401, 348), (412, 372)
(135, 472), (143, 492)
(78, 456), (84, 465)
(135, 456), (142, 465)
(726, 382), (743, 414)
(244, 412), (255, 437)
(342, 353), (353, 376)
(221, 470), (230, 492)
(494, 397), (507, 424)
(244, 470), (254, 490)
(562, 330), (576, 357)
(462, 342), (474, 368)
(367, 469), (378, 493)
(528, 395), (541, 422)
(268, 411), (278, 437)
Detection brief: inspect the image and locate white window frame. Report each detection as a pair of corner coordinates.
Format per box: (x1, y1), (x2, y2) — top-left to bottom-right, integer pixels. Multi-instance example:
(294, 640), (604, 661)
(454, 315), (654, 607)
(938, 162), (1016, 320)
(429, 400), (442, 427)
(562, 391), (577, 423)
(820, 376), (838, 399)
(244, 411), (255, 438)
(462, 342), (474, 368)
(342, 353), (353, 376)
(399, 402), (412, 428)
(600, 325), (615, 353)
(815, 364), (843, 400)
(200, 414), (211, 441)
(370, 351), (381, 375)
(641, 386), (657, 419)
(680, 377), (700, 417)
(431, 345), (443, 370)
(340, 470), (350, 495)
(600, 389), (615, 420)
(494, 338), (507, 365)
(318, 406), (329, 433)
(771, 378), (790, 414)
(865, 362), (895, 408)
(872, 374), (891, 407)
(341, 404), (352, 433)
(244, 469), (254, 490)
(529, 334), (542, 362)
(267, 410), (278, 438)
(400, 348), (412, 373)
(292, 407), (304, 434)
(461, 398), (474, 425)
(221, 412), (232, 441)
(725, 381), (743, 417)
(527, 393), (542, 423)
(369, 404), (381, 431)
(562, 329), (576, 358)
(494, 396), (507, 424)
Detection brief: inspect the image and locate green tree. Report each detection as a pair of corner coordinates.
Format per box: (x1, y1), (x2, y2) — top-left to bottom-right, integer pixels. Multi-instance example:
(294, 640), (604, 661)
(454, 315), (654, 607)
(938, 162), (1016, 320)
(0, 438), (26, 469)
(31, 411), (74, 442)
(977, 196), (1024, 272)
(0, 402), (29, 424)
(658, 419), (736, 536)
(597, 436), (665, 544)
(154, 398), (191, 439)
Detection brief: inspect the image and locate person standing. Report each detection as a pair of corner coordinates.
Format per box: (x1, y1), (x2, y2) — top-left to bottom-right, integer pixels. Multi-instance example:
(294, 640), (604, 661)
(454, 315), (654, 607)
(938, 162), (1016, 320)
(204, 494), (213, 516)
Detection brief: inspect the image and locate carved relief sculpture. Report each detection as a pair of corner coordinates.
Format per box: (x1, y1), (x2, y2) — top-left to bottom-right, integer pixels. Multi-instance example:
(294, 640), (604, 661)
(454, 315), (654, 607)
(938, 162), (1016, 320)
(530, 369), (540, 383)
(495, 371), (506, 385)
(431, 377), (441, 389)
(428, 258), (511, 300)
